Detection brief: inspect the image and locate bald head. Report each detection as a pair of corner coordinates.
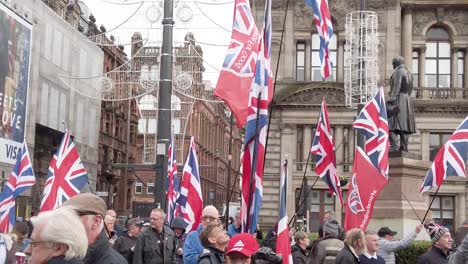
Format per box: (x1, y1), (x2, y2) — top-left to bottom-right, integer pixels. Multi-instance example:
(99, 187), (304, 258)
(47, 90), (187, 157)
(201, 205), (220, 228)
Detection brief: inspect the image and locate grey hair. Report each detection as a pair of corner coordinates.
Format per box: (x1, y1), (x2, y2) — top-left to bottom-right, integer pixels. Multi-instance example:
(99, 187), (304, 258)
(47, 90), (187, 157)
(31, 207), (88, 260)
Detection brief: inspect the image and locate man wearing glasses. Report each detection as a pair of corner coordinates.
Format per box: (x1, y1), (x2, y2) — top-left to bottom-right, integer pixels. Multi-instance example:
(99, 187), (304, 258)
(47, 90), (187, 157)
(61, 193), (127, 264)
(133, 208), (176, 264)
(27, 206), (87, 264)
(183, 205), (220, 264)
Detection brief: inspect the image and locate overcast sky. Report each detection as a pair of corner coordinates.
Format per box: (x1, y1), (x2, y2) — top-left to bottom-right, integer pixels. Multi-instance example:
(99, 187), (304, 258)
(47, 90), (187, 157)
(81, 0), (235, 86)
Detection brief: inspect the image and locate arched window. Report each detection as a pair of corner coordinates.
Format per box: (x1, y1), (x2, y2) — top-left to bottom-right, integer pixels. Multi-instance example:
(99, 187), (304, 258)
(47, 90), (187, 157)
(425, 27), (451, 88)
(311, 33), (337, 81)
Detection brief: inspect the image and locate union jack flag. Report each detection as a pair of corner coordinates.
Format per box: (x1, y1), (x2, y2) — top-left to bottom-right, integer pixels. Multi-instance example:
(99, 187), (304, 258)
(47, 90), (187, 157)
(40, 131), (88, 212)
(166, 133), (179, 224)
(241, 0), (273, 234)
(276, 160), (293, 264)
(353, 87), (389, 178)
(0, 141), (35, 233)
(421, 116), (468, 192)
(306, 0), (334, 79)
(175, 137), (203, 232)
(311, 100), (343, 205)
(214, 0), (260, 128)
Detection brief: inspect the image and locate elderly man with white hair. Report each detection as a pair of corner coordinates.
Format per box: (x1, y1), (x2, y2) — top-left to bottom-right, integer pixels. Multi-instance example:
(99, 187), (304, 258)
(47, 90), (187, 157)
(27, 206), (88, 264)
(61, 193), (127, 264)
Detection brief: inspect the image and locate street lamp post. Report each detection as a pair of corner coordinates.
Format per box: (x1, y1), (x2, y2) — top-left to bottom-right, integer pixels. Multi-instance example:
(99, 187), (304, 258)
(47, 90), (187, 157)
(155, 0), (174, 210)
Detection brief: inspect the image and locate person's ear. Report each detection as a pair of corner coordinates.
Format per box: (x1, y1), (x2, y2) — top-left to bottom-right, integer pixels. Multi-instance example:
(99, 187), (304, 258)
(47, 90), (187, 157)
(51, 243), (67, 257)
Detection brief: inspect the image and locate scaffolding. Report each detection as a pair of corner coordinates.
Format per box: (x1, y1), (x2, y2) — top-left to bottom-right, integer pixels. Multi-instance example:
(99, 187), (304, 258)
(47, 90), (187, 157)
(344, 11), (380, 108)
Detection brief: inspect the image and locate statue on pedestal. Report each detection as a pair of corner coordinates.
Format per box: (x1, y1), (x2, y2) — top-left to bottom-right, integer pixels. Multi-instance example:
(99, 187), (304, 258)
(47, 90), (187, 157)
(387, 56), (416, 152)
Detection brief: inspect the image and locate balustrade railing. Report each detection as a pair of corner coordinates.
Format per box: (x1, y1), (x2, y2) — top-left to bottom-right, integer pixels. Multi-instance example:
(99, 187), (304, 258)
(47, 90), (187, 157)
(414, 87), (466, 100)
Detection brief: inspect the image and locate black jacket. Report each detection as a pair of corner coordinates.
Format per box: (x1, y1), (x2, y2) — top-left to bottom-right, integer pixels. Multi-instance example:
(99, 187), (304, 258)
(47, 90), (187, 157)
(198, 246), (226, 264)
(47, 256), (85, 264)
(113, 232), (138, 262)
(291, 244), (308, 264)
(84, 231), (127, 264)
(336, 245), (361, 264)
(133, 225), (176, 264)
(417, 246), (448, 264)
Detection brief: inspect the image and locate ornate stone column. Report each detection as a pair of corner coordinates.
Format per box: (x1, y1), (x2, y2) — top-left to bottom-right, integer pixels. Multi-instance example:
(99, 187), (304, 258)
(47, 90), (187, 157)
(337, 39), (345, 82)
(401, 6), (413, 71)
(280, 124), (297, 218)
(284, 3), (295, 79)
(420, 129), (430, 161)
(305, 40), (311, 81)
(303, 126), (312, 165)
(347, 127), (355, 165)
(451, 48), (458, 89)
(464, 49), (468, 90)
(334, 126), (344, 172)
(419, 47), (426, 88)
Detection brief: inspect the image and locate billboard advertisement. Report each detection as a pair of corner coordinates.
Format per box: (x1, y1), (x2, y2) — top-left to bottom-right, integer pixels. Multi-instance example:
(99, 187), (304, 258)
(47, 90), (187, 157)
(0, 3), (32, 164)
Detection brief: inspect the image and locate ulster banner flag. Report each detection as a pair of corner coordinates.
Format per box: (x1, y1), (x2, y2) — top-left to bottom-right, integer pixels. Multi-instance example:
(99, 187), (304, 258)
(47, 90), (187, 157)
(345, 147), (387, 231)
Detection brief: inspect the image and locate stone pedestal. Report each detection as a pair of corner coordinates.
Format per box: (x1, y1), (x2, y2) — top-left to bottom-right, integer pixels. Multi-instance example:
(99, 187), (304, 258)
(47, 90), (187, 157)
(366, 152), (432, 240)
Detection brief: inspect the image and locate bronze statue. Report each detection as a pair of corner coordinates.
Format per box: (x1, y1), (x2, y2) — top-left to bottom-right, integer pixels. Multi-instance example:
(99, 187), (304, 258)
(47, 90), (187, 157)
(387, 56), (416, 152)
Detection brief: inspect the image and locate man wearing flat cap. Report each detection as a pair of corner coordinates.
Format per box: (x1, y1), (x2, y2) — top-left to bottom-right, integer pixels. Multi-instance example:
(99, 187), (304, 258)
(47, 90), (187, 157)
(61, 193), (127, 264)
(377, 225), (422, 264)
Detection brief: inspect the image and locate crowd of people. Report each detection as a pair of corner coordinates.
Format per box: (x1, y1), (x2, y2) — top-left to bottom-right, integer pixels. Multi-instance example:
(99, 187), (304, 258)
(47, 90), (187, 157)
(4, 194), (468, 264)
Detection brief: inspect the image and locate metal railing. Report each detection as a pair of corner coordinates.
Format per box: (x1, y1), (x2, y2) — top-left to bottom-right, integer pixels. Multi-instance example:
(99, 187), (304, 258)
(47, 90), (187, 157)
(415, 87), (466, 100)
(293, 161), (353, 175)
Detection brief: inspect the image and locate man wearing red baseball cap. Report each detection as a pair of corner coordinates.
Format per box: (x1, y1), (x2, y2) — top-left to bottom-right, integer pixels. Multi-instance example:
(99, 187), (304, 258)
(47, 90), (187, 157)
(225, 233), (259, 264)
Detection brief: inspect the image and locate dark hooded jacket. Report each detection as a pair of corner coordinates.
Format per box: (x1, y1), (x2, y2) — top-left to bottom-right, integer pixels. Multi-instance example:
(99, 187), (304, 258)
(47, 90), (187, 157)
(171, 217), (188, 264)
(84, 230), (127, 264)
(291, 244), (308, 264)
(113, 231), (138, 263)
(47, 256), (85, 264)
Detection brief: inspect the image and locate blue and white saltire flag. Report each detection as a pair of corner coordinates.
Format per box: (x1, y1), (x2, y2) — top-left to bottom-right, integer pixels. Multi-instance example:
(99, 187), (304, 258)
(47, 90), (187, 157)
(241, 0), (273, 234)
(305, 0), (334, 79)
(0, 141), (36, 233)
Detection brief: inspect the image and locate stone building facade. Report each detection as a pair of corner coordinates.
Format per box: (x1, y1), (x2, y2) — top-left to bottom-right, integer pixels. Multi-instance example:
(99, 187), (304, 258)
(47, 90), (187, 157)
(254, 0), (468, 233)
(130, 33), (243, 217)
(0, 0), (103, 213)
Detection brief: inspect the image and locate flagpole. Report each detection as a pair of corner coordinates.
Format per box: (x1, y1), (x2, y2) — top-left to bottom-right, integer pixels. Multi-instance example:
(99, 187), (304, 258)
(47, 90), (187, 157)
(402, 192), (422, 222)
(246, 91), (262, 233)
(421, 186), (440, 223)
(225, 114), (234, 228)
(262, 0), (290, 172)
(289, 175), (321, 226)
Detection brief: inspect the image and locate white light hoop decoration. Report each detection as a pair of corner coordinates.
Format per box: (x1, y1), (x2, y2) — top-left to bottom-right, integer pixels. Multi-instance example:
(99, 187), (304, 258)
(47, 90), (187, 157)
(176, 3), (194, 23)
(145, 4), (162, 23)
(344, 11), (380, 109)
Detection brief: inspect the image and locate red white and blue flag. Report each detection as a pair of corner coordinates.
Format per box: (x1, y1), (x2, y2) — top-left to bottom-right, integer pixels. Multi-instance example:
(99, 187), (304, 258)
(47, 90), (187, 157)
(353, 87), (390, 178)
(311, 100), (343, 205)
(40, 131), (88, 212)
(420, 116), (468, 192)
(166, 133), (179, 224)
(241, 0), (273, 234)
(345, 147), (387, 231)
(0, 141), (35, 233)
(276, 160), (293, 264)
(214, 0), (261, 128)
(175, 137), (203, 232)
(306, 0), (334, 79)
